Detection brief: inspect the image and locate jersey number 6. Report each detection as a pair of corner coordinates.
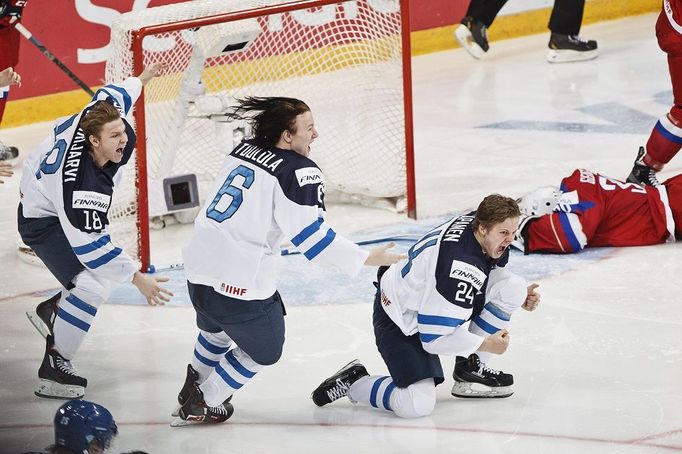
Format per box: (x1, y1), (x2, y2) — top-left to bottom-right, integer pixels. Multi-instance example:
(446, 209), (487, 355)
(206, 165), (255, 222)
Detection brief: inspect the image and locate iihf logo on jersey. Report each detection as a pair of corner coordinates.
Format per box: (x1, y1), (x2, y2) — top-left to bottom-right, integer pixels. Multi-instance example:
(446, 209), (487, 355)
(220, 282), (247, 297)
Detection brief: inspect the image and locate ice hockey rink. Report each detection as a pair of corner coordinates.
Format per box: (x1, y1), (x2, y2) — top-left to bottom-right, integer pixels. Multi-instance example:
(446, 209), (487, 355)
(2, 12), (682, 454)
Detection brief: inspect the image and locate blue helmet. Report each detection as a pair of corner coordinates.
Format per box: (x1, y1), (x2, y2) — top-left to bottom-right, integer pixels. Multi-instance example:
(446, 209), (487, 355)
(54, 400), (118, 453)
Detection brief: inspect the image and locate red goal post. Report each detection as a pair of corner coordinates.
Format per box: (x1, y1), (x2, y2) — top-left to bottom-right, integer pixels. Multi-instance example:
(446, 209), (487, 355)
(107, 0), (416, 273)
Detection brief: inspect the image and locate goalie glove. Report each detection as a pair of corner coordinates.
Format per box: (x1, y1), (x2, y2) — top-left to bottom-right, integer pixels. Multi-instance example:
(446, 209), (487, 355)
(0, 0), (27, 26)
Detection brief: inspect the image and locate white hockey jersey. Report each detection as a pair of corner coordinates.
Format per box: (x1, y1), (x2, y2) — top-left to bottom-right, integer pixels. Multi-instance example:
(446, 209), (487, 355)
(19, 78), (142, 284)
(183, 139), (369, 301)
(379, 213), (510, 357)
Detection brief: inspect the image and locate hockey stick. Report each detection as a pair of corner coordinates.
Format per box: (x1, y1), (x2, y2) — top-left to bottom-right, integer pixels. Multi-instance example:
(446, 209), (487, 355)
(279, 234), (419, 256)
(15, 23), (95, 97)
(144, 235), (420, 272)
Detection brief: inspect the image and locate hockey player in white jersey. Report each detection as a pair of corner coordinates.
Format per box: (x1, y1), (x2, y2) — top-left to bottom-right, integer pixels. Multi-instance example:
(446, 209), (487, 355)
(173, 96), (405, 425)
(18, 62), (172, 399)
(312, 195), (541, 418)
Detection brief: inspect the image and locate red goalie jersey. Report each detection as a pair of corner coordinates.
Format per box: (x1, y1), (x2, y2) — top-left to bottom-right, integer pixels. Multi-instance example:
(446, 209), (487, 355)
(525, 169), (682, 253)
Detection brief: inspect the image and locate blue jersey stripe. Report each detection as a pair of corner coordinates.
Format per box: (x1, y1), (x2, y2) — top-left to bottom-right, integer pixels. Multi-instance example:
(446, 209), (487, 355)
(225, 351), (256, 379)
(193, 349), (219, 367)
(473, 315), (500, 335)
(304, 229), (336, 260)
(370, 376), (390, 408)
(57, 309), (91, 332)
(73, 235), (112, 255)
(54, 115), (76, 135)
(291, 218), (323, 246)
(216, 364), (243, 389)
(84, 247), (123, 269)
(558, 212), (582, 252)
(102, 84), (132, 114)
(417, 314), (465, 327)
(483, 303), (511, 322)
(65, 294), (97, 317)
(197, 334), (230, 355)
(656, 120), (682, 144)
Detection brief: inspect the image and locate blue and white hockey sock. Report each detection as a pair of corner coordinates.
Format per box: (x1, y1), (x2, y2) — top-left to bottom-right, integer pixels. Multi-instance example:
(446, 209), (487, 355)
(53, 291), (98, 360)
(348, 376), (435, 418)
(200, 347), (264, 407)
(191, 331), (233, 382)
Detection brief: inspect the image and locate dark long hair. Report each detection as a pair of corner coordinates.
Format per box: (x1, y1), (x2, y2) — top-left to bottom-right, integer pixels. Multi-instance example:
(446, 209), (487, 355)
(226, 96), (311, 149)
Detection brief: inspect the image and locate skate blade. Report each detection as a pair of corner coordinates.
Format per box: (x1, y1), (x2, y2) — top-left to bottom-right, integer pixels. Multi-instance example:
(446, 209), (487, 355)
(451, 381), (513, 399)
(35, 379), (85, 399)
(26, 311), (50, 339)
(454, 26), (485, 60)
(170, 415), (221, 427)
(546, 49), (598, 64)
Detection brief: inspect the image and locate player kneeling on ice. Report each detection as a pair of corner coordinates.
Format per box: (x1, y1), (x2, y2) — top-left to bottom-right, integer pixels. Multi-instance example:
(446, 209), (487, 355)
(312, 195), (541, 418)
(18, 63), (173, 400)
(171, 97), (404, 426)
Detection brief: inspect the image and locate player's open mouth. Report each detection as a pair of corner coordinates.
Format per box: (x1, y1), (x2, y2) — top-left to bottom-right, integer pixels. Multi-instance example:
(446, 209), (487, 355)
(116, 147), (123, 155)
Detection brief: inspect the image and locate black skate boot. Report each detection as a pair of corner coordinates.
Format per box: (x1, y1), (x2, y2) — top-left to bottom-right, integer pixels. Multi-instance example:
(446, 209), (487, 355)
(26, 292), (60, 339)
(171, 364), (233, 417)
(547, 33), (598, 63)
(627, 146), (661, 187)
(0, 143), (19, 161)
(35, 335), (87, 399)
(454, 16), (489, 60)
(451, 353), (513, 398)
(173, 384), (234, 426)
(311, 359), (369, 406)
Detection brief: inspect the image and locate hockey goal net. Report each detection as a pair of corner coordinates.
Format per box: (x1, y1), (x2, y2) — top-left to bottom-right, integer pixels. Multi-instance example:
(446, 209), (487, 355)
(105, 0), (415, 272)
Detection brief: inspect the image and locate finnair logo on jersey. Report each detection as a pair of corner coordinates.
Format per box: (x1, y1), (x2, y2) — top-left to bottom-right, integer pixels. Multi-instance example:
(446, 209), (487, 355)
(295, 167), (323, 187)
(449, 260), (485, 289)
(72, 191), (111, 212)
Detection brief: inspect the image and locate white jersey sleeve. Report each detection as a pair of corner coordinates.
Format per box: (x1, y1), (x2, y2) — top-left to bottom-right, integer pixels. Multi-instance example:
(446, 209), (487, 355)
(273, 166), (368, 276)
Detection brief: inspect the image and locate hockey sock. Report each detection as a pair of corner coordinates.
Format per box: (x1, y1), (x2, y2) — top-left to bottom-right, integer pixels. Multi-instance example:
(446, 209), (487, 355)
(348, 376), (435, 418)
(191, 331), (233, 382)
(53, 291), (99, 360)
(53, 271), (109, 359)
(645, 112), (682, 168)
(199, 347), (263, 407)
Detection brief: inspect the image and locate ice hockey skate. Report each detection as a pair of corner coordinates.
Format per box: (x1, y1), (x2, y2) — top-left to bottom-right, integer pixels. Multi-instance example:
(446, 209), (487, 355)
(171, 383), (234, 427)
(0, 141), (19, 163)
(26, 293), (60, 339)
(547, 33), (598, 63)
(454, 16), (489, 60)
(451, 353), (513, 398)
(35, 335), (87, 399)
(627, 146), (661, 187)
(171, 364), (233, 417)
(311, 359), (369, 406)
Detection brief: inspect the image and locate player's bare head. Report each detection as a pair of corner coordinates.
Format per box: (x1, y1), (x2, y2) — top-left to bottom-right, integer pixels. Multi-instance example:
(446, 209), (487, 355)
(81, 101), (122, 147)
(472, 194), (520, 232)
(228, 96), (311, 149)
